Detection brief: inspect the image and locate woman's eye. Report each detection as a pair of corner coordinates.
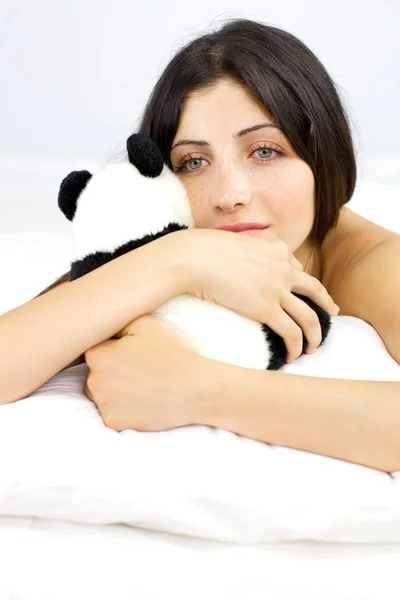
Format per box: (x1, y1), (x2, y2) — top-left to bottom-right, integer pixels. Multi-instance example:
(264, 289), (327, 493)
(186, 158), (203, 171)
(252, 145), (283, 162)
(255, 147), (274, 159)
(173, 155), (205, 173)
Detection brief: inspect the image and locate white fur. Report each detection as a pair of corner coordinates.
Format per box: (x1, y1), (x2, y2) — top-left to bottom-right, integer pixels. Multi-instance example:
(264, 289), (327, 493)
(72, 163), (194, 260)
(153, 295), (271, 369)
(72, 159), (273, 369)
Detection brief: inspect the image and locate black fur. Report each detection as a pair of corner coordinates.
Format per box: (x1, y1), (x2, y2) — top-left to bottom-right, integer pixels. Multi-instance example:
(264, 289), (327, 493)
(127, 133), (164, 177)
(263, 297), (332, 370)
(69, 223), (188, 281)
(58, 170), (92, 221)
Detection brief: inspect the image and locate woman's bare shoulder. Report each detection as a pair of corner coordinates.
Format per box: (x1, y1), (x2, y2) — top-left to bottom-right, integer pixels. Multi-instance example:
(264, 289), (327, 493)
(321, 206), (399, 314)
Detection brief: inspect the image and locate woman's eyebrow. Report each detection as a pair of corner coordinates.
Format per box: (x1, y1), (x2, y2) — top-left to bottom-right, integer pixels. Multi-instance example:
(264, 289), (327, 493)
(171, 122), (282, 151)
(235, 122), (282, 138)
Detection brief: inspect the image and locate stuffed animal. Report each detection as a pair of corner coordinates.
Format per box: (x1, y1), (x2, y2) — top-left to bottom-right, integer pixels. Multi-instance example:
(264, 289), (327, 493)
(57, 133), (331, 370)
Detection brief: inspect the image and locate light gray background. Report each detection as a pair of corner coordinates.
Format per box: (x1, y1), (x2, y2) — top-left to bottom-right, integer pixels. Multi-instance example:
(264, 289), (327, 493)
(0, 0), (399, 235)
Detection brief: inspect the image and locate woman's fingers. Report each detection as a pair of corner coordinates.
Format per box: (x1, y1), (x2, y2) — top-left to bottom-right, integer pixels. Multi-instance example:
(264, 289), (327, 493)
(289, 255), (304, 270)
(279, 293), (324, 362)
(265, 295), (323, 364)
(267, 268), (338, 363)
(291, 269), (338, 317)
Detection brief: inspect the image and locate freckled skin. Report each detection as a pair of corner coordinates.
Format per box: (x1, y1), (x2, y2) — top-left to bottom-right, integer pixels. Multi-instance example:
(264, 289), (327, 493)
(170, 77), (317, 272)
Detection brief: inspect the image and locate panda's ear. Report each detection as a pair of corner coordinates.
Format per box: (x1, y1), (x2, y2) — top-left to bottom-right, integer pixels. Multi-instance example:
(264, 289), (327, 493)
(126, 133), (164, 178)
(58, 170), (92, 221)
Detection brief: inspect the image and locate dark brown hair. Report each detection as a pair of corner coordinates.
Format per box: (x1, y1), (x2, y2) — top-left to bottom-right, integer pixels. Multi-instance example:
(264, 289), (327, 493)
(39, 18), (356, 297)
(139, 18), (357, 248)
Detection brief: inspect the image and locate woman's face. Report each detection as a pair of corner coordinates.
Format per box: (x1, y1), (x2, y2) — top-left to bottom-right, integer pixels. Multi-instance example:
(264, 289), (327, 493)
(170, 77), (316, 263)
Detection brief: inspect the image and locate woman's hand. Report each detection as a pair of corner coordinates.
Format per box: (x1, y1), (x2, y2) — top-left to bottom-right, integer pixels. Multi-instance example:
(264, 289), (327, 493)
(84, 315), (208, 432)
(172, 228), (340, 364)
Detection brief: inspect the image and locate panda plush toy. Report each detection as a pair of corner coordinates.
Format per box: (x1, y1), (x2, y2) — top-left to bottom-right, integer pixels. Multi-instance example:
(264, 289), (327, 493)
(58, 133), (331, 371)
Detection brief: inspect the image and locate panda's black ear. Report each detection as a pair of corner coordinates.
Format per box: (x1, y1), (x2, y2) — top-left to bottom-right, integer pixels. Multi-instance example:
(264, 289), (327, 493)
(58, 170), (92, 221)
(127, 133), (164, 178)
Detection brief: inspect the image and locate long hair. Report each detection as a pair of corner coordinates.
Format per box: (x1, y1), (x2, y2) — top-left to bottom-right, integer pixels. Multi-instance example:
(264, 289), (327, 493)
(139, 18), (357, 248)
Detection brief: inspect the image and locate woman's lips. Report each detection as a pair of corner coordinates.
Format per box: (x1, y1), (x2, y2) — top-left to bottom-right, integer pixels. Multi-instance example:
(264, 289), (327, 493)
(236, 227), (269, 236)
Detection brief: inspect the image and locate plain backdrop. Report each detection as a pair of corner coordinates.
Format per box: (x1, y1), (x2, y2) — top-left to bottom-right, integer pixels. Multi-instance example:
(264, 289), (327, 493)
(0, 0), (399, 234)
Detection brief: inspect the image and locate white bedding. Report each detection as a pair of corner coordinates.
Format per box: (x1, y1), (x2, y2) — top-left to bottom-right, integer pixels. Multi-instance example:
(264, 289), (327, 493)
(1, 316), (400, 547)
(1, 515), (400, 600)
(1, 176), (400, 599)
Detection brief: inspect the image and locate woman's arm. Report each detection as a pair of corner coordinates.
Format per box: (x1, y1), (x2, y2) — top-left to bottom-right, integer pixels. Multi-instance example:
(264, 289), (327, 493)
(202, 360), (400, 474)
(83, 315), (400, 474)
(0, 233), (187, 405)
(34, 275), (84, 372)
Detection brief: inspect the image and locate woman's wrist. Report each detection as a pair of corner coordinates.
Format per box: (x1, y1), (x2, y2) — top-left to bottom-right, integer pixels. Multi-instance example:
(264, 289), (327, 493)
(124, 230), (191, 316)
(188, 355), (245, 427)
(160, 228), (200, 296)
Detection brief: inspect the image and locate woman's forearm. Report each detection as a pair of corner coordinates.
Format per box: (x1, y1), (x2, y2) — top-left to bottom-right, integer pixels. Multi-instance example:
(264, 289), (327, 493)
(0, 233), (187, 404)
(198, 360), (400, 473)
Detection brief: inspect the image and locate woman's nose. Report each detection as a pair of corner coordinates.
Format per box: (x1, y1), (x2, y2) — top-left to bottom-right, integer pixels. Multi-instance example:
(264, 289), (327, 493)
(211, 165), (252, 211)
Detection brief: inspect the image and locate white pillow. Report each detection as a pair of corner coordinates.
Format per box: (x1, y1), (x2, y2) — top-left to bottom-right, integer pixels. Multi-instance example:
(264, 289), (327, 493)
(0, 316), (399, 545)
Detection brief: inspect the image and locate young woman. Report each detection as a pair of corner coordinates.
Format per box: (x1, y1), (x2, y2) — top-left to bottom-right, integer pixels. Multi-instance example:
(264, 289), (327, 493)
(1, 19), (399, 473)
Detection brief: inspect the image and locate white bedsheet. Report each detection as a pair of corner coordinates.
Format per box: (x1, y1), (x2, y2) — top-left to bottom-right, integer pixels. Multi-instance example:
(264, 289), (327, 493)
(1, 515), (400, 600)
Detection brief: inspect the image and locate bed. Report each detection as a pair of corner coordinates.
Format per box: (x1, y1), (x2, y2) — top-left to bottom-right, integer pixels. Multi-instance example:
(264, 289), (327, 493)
(1, 171), (400, 599)
(1, 515), (400, 600)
